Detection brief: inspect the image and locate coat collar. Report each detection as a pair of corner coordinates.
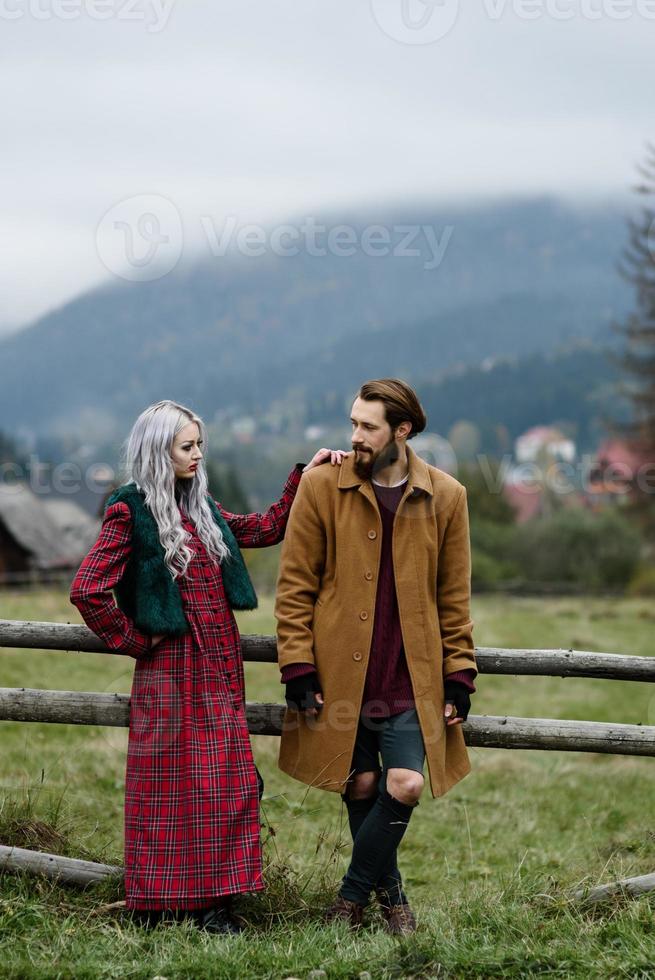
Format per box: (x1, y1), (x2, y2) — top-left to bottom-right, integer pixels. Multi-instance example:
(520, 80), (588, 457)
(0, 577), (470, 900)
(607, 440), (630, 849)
(337, 444), (433, 497)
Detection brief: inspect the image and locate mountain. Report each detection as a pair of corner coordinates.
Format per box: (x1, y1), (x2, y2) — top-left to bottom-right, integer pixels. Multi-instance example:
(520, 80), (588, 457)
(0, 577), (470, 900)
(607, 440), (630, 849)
(416, 342), (626, 455)
(0, 196), (632, 441)
(251, 291), (621, 427)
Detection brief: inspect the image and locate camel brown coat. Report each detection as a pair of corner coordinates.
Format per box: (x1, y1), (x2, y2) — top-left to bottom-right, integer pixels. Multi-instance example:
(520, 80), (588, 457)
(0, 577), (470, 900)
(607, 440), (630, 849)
(275, 446), (477, 798)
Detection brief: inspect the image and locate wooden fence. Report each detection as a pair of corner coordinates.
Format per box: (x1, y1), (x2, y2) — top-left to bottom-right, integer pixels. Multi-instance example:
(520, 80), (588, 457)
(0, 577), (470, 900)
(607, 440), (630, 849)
(1, 618), (655, 903)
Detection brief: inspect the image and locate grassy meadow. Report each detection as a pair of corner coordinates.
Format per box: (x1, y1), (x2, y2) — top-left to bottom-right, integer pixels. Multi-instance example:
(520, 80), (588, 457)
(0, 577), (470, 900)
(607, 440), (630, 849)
(1, 588), (655, 978)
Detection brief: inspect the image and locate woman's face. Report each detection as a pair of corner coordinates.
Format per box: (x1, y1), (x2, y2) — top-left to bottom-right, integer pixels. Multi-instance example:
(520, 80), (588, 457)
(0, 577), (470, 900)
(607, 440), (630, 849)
(171, 421), (203, 478)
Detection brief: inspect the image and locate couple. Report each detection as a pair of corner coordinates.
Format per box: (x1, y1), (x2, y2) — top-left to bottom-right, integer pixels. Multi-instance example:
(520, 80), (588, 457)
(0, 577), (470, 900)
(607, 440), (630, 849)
(70, 378), (477, 936)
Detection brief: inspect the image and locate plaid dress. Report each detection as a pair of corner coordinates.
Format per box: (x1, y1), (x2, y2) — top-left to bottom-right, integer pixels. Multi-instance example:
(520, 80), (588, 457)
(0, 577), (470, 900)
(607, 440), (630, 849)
(70, 467), (301, 910)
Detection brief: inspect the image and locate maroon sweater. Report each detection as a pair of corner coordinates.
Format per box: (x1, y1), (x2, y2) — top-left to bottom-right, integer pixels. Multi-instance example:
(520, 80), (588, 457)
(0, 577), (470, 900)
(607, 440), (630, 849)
(360, 480), (413, 716)
(281, 477), (475, 715)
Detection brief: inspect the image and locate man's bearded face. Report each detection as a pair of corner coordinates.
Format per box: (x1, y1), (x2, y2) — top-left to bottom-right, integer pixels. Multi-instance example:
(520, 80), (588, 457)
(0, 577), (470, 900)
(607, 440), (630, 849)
(350, 396), (399, 480)
(352, 434), (399, 480)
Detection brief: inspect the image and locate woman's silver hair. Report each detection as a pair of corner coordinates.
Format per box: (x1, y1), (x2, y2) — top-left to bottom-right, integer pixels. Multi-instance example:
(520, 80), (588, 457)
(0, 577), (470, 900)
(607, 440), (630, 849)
(123, 399), (230, 578)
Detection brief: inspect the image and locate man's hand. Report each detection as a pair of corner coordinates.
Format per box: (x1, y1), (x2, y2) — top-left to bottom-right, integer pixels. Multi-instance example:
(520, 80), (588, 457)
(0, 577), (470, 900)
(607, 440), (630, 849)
(444, 679), (471, 726)
(303, 449), (349, 473)
(285, 673), (324, 716)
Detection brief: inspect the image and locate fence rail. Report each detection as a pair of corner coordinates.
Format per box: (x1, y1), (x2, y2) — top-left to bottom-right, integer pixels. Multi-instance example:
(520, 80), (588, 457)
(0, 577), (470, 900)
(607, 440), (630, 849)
(0, 844), (121, 887)
(2, 620), (655, 681)
(4, 839), (655, 904)
(1, 687), (654, 756)
(1, 619), (655, 756)
(2, 617), (655, 901)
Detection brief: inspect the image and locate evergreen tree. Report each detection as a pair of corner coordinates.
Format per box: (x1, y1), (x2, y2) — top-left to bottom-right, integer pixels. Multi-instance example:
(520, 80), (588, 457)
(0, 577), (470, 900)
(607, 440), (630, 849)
(205, 459), (250, 514)
(609, 144), (655, 544)
(611, 143), (655, 450)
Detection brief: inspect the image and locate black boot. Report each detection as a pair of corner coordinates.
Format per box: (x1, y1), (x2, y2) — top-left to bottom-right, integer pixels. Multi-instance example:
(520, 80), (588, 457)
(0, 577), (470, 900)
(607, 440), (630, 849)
(130, 909), (164, 928)
(194, 903), (244, 935)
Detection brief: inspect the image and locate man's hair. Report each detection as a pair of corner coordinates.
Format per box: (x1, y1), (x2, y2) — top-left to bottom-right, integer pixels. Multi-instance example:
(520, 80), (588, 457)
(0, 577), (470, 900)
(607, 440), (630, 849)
(357, 378), (427, 440)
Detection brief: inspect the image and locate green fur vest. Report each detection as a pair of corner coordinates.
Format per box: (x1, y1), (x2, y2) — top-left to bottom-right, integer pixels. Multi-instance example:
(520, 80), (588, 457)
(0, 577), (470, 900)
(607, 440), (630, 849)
(105, 483), (257, 636)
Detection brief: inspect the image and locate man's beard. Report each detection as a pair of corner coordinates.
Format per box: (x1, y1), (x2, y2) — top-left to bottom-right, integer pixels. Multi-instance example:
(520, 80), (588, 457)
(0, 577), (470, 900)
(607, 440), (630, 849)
(353, 437), (399, 481)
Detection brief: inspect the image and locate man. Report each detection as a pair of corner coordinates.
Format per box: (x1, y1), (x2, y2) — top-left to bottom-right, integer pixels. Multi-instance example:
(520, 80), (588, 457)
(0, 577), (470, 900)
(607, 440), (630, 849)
(274, 378), (477, 935)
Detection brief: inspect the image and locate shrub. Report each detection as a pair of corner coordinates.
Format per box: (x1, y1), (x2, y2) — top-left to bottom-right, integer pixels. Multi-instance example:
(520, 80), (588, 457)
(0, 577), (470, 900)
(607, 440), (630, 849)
(470, 519), (523, 588)
(626, 563), (655, 597)
(510, 508), (641, 589)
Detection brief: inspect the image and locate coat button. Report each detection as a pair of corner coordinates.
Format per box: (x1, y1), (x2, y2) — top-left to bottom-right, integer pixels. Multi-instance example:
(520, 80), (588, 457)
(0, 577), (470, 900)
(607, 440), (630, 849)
(353, 651), (362, 661)
(359, 611), (368, 621)
(365, 571), (373, 580)
(367, 530), (377, 539)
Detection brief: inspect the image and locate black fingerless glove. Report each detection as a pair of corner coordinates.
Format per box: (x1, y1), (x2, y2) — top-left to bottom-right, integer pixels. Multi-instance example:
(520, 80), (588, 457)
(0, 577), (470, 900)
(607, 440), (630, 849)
(285, 673), (323, 712)
(255, 764), (264, 801)
(443, 680), (472, 722)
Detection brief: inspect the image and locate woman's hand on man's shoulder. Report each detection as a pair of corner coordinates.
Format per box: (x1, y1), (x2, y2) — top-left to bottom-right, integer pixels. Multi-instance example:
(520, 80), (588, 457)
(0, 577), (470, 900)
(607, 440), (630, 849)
(302, 449), (350, 473)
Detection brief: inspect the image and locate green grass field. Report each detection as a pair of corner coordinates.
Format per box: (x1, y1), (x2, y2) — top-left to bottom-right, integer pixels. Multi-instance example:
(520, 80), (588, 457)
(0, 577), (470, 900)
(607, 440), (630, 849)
(1, 589), (655, 979)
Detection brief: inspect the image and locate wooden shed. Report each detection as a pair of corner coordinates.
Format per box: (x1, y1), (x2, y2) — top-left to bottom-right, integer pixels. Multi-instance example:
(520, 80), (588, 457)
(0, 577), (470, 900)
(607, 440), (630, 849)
(0, 483), (98, 585)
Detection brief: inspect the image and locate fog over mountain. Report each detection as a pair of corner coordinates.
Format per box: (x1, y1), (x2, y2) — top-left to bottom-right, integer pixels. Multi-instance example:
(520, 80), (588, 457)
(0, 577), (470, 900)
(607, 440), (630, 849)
(0, 197), (632, 443)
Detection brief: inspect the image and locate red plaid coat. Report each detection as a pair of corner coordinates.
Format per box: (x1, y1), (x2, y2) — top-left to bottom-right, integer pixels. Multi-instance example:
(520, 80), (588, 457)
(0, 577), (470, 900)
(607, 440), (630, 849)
(70, 467), (301, 910)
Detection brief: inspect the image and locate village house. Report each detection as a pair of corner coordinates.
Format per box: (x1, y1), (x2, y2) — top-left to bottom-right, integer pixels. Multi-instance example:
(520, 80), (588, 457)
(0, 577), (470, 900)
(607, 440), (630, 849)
(0, 483), (99, 585)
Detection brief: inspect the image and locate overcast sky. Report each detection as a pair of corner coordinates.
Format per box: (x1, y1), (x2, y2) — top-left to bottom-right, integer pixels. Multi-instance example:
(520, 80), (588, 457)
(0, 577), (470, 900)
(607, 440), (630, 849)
(1, 0), (653, 328)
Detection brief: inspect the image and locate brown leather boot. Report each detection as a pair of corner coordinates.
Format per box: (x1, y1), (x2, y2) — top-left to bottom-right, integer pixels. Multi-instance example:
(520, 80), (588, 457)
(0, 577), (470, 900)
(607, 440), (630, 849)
(325, 895), (365, 930)
(380, 902), (417, 936)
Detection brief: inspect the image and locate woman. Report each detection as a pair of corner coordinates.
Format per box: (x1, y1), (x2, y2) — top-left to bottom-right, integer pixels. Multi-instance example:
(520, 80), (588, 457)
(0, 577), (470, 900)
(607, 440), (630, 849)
(70, 399), (344, 933)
